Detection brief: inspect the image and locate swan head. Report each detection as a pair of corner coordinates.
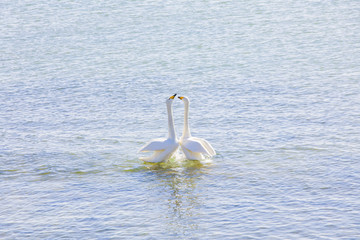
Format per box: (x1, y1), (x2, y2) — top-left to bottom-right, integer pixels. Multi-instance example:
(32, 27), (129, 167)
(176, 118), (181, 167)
(166, 94), (177, 105)
(178, 96), (189, 104)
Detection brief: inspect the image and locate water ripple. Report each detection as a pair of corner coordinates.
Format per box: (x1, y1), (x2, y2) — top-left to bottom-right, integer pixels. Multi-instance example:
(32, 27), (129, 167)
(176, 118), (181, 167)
(1, 0), (360, 239)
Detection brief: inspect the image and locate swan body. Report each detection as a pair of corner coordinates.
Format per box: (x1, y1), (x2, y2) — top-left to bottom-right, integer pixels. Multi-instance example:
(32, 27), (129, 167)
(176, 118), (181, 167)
(178, 96), (216, 160)
(139, 94), (179, 163)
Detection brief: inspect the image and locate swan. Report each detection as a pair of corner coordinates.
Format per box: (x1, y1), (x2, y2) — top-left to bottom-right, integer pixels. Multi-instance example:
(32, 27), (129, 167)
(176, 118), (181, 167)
(178, 96), (216, 160)
(138, 94), (179, 163)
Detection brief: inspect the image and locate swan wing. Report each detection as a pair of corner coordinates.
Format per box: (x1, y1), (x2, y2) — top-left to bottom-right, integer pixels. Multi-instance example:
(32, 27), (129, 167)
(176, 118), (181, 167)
(191, 137), (216, 156)
(138, 138), (168, 152)
(182, 137), (210, 155)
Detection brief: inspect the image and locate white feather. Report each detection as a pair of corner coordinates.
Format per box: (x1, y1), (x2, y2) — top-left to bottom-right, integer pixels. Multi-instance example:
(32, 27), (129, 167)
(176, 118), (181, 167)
(178, 96), (216, 161)
(138, 95), (179, 163)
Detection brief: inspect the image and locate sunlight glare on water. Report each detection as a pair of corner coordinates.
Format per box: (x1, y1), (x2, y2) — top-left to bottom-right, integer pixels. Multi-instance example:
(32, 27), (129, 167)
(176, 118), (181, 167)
(1, 0), (360, 239)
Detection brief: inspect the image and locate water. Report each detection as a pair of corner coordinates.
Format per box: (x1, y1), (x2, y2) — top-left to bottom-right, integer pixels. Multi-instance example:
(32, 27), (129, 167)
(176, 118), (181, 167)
(1, 0), (360, 239)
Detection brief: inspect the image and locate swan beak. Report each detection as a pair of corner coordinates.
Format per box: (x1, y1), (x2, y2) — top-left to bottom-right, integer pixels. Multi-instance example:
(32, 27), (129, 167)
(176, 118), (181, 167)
(178, 96), (184, 100)
(169, 94), (177, 99)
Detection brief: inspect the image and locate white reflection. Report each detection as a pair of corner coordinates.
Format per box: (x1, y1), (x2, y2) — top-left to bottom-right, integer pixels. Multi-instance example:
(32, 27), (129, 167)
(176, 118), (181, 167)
(146, 159), (211, 237)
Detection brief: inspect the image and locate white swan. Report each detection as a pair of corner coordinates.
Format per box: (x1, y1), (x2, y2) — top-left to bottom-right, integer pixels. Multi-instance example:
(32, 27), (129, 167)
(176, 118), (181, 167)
(178, 96), (216, 161)
(138, 94), (179, 163)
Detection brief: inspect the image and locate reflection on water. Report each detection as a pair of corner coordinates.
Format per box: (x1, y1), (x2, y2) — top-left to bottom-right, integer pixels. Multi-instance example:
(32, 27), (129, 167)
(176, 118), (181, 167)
(1, 0), (359, 238)
(144, 158), (211, 237)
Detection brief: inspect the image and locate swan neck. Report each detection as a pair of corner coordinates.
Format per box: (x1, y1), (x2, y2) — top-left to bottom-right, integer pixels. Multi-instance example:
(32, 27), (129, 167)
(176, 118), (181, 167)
(167, 103), (176, 139)
(183, 101), (191, 138)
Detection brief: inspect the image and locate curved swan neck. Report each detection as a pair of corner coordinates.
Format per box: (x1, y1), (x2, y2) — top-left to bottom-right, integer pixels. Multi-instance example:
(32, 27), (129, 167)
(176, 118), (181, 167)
(167, 102), (176, 139)
(183, 101), (191, 138)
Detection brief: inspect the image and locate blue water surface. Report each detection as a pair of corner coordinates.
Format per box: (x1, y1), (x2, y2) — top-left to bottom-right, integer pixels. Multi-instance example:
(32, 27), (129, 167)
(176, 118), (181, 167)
(1, 0), (360, 239)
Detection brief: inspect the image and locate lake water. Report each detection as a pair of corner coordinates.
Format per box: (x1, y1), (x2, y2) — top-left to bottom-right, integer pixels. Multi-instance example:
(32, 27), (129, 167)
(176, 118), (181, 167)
(1, 0), (360, 239)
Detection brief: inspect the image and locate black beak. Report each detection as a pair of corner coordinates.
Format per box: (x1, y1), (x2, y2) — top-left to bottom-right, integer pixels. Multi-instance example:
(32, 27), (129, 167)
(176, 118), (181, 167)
(169, 93), (177, 99)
